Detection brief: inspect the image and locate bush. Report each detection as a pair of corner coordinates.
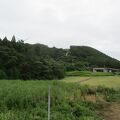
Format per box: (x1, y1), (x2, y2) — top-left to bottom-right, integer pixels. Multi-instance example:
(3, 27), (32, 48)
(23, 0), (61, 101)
(0, 70), (7, 79)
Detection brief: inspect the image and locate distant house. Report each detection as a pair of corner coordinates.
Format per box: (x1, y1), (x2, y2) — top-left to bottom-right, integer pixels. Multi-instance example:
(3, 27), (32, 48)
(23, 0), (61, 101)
(93, 68), (120, 73)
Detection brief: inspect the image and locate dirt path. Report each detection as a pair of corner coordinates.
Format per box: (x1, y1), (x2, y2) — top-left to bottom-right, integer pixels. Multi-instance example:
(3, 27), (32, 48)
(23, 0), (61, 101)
(97, 102), (120, 120)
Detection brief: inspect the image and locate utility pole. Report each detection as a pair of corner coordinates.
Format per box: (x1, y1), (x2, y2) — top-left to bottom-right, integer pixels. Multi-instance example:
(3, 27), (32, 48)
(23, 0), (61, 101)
(48, 86), (51, 120)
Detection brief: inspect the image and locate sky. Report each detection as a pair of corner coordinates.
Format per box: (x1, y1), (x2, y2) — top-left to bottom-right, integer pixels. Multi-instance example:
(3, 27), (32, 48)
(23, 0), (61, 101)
(0, 0), (120, 60)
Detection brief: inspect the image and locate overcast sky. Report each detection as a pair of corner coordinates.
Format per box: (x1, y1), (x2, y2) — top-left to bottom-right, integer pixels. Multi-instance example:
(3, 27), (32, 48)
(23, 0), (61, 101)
(0, 0), (120, 60)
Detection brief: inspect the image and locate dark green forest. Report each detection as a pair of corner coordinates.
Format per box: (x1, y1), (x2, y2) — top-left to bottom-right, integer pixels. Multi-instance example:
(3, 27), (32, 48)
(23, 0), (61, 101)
(0, 36), (120, 80)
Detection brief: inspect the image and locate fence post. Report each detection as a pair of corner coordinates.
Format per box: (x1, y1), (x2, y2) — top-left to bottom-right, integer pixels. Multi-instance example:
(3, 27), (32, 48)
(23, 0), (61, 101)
(48, 86), (51, 120)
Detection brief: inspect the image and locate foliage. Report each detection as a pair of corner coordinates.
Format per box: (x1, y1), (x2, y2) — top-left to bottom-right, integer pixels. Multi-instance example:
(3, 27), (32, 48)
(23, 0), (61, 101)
(70, 46), (120, 69)
(0, 80), (119, 120)
(0, 70), (7, 79)
(0, 37), (65, 80)
(66, 71), (114, 76)
(0, 36), (120, 80)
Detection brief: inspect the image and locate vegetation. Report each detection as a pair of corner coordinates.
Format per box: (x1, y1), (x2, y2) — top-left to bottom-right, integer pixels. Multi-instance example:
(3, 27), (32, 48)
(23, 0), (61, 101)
(82, 76), (120, 89)
(69, 46), (120, 70)
(63, 76), (120, 89)
(0, 36), (120, 80)
(0, 35), (120, 120)
(66, 71), (114, 76)
(0, 80), (119, 120)
(0, 36), (65, 80)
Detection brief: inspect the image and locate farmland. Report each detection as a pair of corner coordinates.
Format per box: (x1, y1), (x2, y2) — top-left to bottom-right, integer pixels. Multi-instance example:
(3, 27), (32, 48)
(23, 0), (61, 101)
(0, 37), (120, 119)
(0, 76), (119, 120)
(82, 76), (120, 88)
(63, 76), (120, 88)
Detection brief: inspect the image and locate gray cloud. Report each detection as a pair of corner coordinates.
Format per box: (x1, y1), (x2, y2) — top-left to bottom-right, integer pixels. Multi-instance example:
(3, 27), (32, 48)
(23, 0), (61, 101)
(0, 0), (120, 60)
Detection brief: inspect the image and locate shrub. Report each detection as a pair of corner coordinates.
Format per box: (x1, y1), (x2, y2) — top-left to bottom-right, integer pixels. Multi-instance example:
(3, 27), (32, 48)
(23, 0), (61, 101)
(0, 70), (7, 79)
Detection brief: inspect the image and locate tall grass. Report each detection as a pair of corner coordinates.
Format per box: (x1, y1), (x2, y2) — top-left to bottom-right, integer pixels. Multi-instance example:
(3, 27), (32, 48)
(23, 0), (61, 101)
(0, 80), (119, 120)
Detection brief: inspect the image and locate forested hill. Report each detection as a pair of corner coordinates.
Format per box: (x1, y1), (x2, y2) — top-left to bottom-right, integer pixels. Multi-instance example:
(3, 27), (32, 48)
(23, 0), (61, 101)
(0, 36), (120, 80)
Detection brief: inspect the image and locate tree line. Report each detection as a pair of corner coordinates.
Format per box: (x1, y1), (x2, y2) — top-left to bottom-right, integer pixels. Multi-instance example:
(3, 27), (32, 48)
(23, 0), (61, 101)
(0, 36), (120, 80)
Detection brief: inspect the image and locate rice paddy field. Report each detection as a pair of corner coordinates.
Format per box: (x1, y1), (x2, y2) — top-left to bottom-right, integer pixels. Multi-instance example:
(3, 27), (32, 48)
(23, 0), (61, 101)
(0, 76), (119, 120)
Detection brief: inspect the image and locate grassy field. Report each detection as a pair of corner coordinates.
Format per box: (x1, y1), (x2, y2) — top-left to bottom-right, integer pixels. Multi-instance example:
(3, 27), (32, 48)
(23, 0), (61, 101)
(63, 76), (120, 89)
(0, 76), (119, 120)
(66, 71), (114, 76)
(82, 76), (120, 88)
(0, 80), (106, 120)
(62, 76), (90, 83)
